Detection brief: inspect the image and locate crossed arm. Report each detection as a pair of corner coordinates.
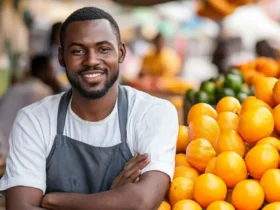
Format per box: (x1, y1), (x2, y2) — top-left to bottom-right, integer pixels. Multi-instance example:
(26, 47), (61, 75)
(7, 171), (169, 210)
(6, 154), (170, 210)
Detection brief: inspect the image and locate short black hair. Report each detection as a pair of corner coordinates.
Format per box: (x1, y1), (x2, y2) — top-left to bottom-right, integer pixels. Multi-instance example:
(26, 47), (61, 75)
(60, 7), (121, 48)
(31, 55), (50, 77)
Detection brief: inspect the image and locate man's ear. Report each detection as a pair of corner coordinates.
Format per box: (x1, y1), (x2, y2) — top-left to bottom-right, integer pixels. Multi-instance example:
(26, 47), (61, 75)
(58, 47), (66, 67)
(119, 42), (126, 63)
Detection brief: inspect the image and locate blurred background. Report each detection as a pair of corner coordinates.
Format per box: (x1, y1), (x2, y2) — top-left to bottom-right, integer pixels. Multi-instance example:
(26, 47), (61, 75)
(1, 0), (280, 189)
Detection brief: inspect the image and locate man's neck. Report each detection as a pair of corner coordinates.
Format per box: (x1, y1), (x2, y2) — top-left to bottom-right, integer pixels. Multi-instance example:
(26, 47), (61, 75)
(70, 84), (118, 122)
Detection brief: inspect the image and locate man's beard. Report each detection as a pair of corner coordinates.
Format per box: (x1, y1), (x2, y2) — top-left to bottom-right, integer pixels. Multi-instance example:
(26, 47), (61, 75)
(66, 67), (119, 100)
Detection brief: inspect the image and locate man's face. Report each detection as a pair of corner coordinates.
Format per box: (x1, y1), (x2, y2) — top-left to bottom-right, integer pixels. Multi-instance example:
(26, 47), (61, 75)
(59, 19), (126, 99)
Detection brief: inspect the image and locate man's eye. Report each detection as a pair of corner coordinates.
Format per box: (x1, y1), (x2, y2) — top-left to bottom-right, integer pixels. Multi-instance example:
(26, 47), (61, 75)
(72, 50), (85, 55)
(99, 48), (111, 53)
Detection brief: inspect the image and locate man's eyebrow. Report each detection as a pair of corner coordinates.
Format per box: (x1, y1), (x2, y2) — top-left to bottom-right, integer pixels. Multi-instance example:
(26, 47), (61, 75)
(68, 42), (85, 49)
(96, 41), (114, 46)
(68, 41), (114, 49)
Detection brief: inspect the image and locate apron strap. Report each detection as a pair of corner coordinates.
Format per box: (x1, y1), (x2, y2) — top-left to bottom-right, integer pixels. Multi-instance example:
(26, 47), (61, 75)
(57, 90), (72, 134)
(117, 86), (128, 143)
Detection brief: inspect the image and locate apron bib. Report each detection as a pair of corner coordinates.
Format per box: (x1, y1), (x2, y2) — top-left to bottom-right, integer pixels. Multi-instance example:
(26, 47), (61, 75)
(46, 86), (133, 193)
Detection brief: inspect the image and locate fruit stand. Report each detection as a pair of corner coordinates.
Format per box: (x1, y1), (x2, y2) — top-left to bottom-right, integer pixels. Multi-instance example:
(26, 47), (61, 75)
(157, 56), (280, 210)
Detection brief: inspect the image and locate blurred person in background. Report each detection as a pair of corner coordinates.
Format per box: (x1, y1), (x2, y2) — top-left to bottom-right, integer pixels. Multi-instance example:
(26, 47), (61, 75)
(0, 55), (63, 163)
(256, 39), (279, 59)
(49, 22), (70, 90)
(139, 32), (182, 78)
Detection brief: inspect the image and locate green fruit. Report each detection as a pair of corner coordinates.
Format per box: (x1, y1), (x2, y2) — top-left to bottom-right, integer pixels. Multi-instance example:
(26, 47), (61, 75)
(228, 68), (245, 83)
(193, 90), (210, 104)
(224, 74), (243, 93)
(185, 89), (195, 104)
(236, 92), (248, 103)
(200, 81), (216, 95)
(216, 88), (235, 102)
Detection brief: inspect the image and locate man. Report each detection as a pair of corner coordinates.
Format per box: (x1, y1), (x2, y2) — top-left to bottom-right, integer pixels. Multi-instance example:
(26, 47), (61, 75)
(140, 33), (182, 77)
(0, 55), (62, 160)
(0, 7), (178, 210)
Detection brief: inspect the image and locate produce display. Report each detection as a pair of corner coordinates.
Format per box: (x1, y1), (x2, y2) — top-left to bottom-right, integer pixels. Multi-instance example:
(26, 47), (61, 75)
(157, 74), (280, 209)
(186, 69), (254, 106)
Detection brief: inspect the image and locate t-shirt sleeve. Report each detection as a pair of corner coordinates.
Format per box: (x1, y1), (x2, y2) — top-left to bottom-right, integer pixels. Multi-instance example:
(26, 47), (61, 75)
(135, 100), (179, 180)
(0, 109), (47, 194)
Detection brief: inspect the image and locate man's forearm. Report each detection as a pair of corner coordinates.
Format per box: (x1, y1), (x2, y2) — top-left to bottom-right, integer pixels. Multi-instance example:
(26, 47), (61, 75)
(42, 183), (149, 210)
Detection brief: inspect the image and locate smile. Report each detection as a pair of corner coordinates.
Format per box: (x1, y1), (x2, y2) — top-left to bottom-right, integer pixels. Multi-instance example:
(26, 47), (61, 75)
(83, 73), (103, 78)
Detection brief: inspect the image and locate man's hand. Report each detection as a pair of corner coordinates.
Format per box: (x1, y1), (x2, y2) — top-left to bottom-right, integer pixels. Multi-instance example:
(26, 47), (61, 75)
(110, 153), (149, 189)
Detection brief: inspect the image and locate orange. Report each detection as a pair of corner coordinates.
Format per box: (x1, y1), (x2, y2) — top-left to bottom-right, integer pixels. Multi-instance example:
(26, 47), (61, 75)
(169, 177), (194, 206)
(176, 126), (189, 153)
(240, 96), (272, 115)
(215, 151), (247, 188)
(254, 76), (278, 107)
(245, 144), (279, 179)
(256, 57), (280, 77)
(187, 103), (217, 124)
(206, 201), (235, 210)
(260, 169), (280, 203)
(186, 138), (216, 172)
(231, 180), (264, 210)
(216, 112), (238, 132)
(158, 201), (171, 210)
(256, 137), (280, 152)
(175, 153), (189, 167)
(273, 105), (280, 134)
(273, 79), (280, 105)
(193, 173), (227, 208)
(173, 166), (199, 182)
(216, 96), (241, 114)
(238, 107), (274, 143)
(172, 200), (201, 210)
(215, 130), (245, 157)
(188, 115), (220, 147)
(205, 157), (216, 174)
(262, 202), (280, 210)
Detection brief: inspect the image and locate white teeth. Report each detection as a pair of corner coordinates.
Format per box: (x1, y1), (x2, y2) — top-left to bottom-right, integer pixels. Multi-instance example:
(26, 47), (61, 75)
(84, 73), (102, 78)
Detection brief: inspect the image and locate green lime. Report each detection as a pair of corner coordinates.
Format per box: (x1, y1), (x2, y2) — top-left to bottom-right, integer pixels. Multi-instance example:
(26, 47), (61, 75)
(185, 88), (195, 104)
(193, 90), (210, 104)
(224, 74), (243, 93)
(236, 92), (248, 103)
(228, 68), (245, 83)
(200, 81), (216, 95)
(216, 88), (235, 102)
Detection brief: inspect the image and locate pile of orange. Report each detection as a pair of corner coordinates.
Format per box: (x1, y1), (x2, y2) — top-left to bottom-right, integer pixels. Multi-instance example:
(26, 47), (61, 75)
(157, 87), (280, 209)
(236, 57), (280, 85)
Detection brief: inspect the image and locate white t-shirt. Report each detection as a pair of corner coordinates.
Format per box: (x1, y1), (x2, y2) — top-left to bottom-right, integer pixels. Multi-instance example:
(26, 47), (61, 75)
(0, 86), (179, 194)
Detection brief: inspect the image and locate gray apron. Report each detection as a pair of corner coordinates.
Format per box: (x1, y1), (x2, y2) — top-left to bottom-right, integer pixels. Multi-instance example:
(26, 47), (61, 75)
(46, 86), (133, 193)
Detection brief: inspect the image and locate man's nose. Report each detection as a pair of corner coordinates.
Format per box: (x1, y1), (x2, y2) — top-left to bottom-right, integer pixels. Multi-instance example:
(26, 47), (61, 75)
(83, 50), (101, 66)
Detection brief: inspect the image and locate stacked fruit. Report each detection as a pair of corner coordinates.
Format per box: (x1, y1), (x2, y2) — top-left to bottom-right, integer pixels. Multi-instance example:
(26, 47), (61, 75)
(186, 69), (254, 106)
(236, 57), (280, 85)
(157, 76), (280, 209)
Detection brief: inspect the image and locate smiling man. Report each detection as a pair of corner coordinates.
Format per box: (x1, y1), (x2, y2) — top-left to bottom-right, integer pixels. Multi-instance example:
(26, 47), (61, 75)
(0, 7), (179, 210)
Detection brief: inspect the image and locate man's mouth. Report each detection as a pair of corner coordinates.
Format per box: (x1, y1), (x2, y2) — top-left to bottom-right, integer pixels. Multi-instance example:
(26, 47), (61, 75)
(83, 72), (104, 78)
